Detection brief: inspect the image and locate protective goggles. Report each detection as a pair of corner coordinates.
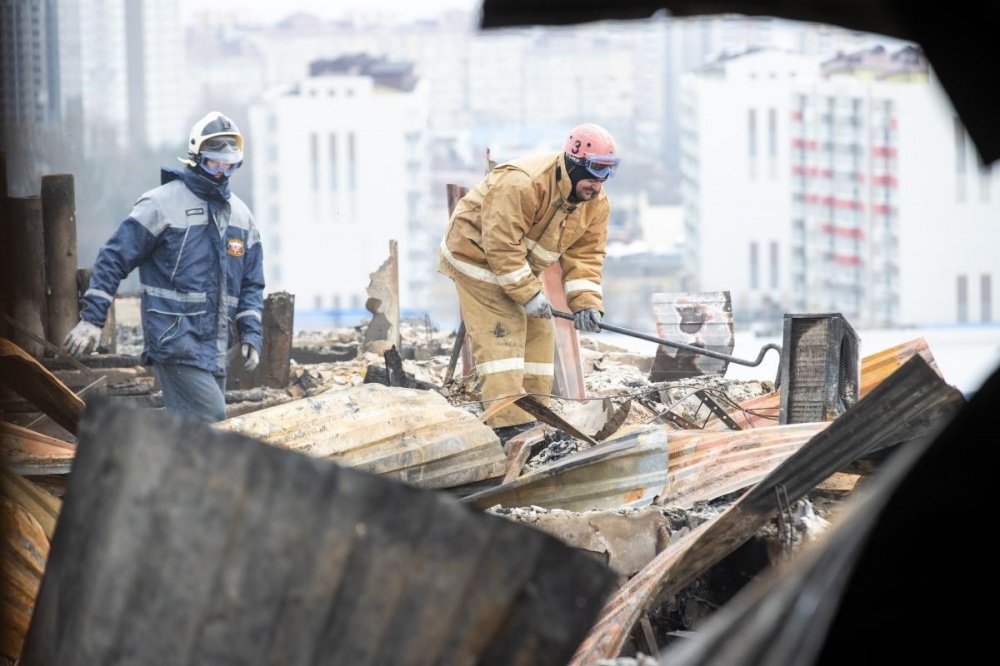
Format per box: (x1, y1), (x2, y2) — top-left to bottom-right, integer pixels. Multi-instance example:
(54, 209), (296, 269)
(200, 154), (241, 177)
(568, 154), (620, 179)
(200, 135), (244, 162)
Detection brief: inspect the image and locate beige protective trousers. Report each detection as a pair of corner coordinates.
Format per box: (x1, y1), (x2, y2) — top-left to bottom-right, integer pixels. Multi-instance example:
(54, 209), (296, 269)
(453, 277), (555, 428)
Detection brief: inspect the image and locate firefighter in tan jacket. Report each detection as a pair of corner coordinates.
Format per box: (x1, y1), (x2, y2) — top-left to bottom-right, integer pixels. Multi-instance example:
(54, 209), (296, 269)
(438, 123), (620, 440)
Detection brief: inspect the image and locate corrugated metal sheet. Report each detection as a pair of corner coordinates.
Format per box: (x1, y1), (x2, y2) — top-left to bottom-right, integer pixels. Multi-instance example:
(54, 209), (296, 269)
(216, 383), (506, 489)
(463, 422), (828, 513)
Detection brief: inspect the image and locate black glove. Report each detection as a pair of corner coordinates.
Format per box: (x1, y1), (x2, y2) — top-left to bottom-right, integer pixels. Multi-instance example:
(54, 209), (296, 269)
(574, 309), (603, 333)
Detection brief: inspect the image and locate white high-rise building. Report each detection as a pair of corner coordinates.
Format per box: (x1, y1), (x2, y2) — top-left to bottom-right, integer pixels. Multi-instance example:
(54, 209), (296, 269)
(680, 48), (820, 325)
(680, 44), (1000, 328)
(127, 0), (185, 149)
(59, 0), (184, 157)
(248, 55), (432, 323)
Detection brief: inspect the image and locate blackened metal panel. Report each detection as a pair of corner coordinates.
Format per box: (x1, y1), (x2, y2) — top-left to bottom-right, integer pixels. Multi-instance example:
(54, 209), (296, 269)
(779, 313), (860, 424)
(20, 398), (618, 666)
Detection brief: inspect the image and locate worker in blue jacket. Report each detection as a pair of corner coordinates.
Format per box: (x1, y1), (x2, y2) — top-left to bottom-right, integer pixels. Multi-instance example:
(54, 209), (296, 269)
(63, 111), (265, 423)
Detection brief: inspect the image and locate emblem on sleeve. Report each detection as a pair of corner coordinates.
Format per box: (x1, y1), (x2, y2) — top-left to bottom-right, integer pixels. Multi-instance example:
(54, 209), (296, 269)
(226, 238), (245, 257)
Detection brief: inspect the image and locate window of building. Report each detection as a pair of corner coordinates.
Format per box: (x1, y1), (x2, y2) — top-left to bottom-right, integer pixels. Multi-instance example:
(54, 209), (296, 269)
(955, 116), (967, 202)
(957, 274), (968, 323)
(310, 133), (319, 191)
(749, 241), (759, 289)
(748, 109), (757, 159)
(982, 274), (993, 323)
(347, 132), (357, 192)
(329, 133), (338, 192)
(769, 240), (779, 289)
(768, 108), (777, 158)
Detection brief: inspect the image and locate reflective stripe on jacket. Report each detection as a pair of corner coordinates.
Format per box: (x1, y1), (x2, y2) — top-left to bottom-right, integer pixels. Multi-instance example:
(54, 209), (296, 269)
(438, 151), (609, 314)
(81, 176), (264, 374)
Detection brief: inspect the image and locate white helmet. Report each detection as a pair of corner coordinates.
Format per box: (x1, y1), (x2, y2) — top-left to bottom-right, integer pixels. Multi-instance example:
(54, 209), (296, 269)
(187, 111), (244, 164)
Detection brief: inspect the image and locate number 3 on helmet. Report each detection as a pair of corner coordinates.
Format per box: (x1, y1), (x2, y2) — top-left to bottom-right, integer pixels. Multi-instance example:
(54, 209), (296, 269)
(564, 123), (620, 179)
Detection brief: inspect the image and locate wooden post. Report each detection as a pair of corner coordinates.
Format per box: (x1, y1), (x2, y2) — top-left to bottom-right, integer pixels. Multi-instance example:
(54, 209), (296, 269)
(0, 151), (10, 341)
(7, 196), (47, 357)
(261, 291), (294, 389)
(227, 291), (295, 390)
(42, 174), (79, 347)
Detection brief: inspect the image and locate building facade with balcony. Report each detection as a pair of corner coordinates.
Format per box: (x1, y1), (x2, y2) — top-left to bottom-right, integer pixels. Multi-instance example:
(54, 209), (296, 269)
(681, 44), (1000, 329)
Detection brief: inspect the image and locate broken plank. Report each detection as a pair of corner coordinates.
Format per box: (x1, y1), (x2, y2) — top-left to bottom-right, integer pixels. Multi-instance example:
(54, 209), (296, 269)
(0, 337), (85, 436)
(568, 354), (961, 663)
(0, 489), (50, 663)
(0, 463), (61, 540)
(0, 421), (76, 475)
(501, 436), (535, 484)
(20, 397), (618, 666)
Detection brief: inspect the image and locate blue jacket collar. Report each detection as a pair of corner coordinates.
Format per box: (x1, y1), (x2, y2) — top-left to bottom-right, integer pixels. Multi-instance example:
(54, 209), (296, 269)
(161, 166), (232, 203)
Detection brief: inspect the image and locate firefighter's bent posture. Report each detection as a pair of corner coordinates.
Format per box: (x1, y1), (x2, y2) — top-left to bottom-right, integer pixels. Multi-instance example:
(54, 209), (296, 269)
(438, 123), (619, 441)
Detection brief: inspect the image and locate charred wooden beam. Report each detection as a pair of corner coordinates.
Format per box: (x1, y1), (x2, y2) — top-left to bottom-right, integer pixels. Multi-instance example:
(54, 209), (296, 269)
(227, 290), (295, 390)
(7, 197), (46, 358)
(41, 175), (79, 347)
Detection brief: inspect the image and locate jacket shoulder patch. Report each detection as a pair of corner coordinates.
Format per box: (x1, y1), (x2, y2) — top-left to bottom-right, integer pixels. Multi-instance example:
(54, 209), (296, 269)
(226, 238), (245, 257)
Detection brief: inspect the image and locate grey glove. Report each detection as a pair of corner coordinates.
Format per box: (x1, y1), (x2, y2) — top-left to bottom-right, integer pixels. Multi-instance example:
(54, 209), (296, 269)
(242, 343), (260, 372)
(524, 291), (552, 319)
(574, 308), (603, 333)
(63, 319), (103, 357)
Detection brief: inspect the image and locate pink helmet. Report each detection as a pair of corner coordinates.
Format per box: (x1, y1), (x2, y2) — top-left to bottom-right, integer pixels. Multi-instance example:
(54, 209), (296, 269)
(564, 123), (619, 179)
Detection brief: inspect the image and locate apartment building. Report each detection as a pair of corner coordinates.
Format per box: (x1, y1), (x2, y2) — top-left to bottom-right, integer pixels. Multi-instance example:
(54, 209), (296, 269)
(681, 44), (1000, 329)
(248, 55), (432, 324)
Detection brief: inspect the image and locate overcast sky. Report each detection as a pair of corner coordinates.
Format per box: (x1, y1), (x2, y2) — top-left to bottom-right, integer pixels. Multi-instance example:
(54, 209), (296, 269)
(178, 0), (480, 24)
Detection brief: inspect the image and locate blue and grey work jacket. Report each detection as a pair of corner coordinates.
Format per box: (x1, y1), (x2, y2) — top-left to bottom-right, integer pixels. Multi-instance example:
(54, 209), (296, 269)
(80, 168), (264, 375)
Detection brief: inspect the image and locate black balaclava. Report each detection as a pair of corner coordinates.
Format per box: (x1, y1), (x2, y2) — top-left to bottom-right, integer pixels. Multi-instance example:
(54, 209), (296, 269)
(565, 158), (591, 203)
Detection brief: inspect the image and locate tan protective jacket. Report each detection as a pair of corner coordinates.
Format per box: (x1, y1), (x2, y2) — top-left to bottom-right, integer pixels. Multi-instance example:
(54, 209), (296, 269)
(438, 151), (609, 313)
